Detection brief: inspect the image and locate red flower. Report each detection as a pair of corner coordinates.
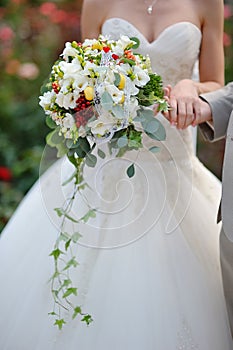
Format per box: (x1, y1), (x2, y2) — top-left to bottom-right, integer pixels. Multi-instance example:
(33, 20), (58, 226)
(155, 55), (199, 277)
(112, 54), (119, 60)
(0, 167), (12, 182)
(103, 46), (110, 53)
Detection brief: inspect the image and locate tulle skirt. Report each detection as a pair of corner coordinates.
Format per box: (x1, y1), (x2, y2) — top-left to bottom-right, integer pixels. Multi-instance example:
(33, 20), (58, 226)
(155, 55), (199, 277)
(0, 125), (232, 349)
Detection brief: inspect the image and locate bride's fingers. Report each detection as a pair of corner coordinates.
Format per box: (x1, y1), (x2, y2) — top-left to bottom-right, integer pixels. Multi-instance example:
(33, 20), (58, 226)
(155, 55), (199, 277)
(183, 103), (194, 129)
(177, 101), (186, 129)
(169, 95), (178, 126)
(192, 99), (201, 126)
(163, 85), (172, 98)
(153, 103), (159, 115)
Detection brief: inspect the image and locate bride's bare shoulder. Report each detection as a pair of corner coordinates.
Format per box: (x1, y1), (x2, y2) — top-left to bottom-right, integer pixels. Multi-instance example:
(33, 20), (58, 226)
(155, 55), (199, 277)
(81, 0), (111, 39)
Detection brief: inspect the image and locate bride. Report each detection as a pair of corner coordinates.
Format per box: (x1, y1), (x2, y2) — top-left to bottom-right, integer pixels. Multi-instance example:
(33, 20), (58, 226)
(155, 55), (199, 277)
(0, 0), (232, 348)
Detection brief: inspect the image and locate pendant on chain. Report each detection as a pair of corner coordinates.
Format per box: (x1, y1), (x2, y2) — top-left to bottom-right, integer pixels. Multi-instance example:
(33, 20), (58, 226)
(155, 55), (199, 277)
(147, 5), (153, 14)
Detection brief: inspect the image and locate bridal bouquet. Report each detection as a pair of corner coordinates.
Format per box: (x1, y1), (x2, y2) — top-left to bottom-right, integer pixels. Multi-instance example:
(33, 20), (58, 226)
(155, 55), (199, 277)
(39, 34), (168, 329)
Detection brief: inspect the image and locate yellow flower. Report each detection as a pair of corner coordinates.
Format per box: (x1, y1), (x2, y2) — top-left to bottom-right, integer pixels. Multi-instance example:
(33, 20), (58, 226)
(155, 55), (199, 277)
(92, 42), (103, 51)
(118, 73), (126, 90)
(84, 86), (94, 101)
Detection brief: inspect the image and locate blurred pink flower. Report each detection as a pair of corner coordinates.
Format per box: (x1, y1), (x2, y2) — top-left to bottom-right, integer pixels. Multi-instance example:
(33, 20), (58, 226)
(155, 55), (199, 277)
(223, 32), (232, 47)
(224, 4), (232, 19)
(5, 59), (21, 75)
(17, 62), (40, 80)
(50, 9), (68, 24)
(0, 26), (14, 41)
(39, 2), (57, 16)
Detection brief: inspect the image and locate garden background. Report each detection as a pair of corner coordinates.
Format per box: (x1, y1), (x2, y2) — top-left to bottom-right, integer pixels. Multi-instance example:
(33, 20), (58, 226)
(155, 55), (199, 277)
(0, 0), (233, 231)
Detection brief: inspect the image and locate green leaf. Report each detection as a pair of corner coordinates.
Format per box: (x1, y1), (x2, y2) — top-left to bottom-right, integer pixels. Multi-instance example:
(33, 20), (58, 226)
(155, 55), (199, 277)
(145, 121), (166, 141)
(54, 318), (66, 330)
(71, 232), (83, 243)
(149, 146), (160, 153)
(112, 105), (124, 118)
(126, 163), (135, 178)
(54, 207), (63, 217)
(63, 257), (79, 270)
(46, 128), (63, 146)
(59, 232), (70, 242)
(81, 314), (93, 325)
(121, 57), (136, 66)
(97, 148), (106, 159)
(138, 107), (154, 119)
(62, 279), (72, 287)
(46, 116), (57, 129)
(54, 208), (79, 223)
(130, 37), (140, 49)
(73, 137), (91, 158)
(101, 91), (113, 111)
(49, 248), (63, 260)
(48, 311), (57, 316)
(62, 287), (78, 298)
(143, 119), (160, 134)
(72, 306), (82, 319)
(85, 153), (97, 167)
(65, 239), (71, 251)
(117, 135), (128, 148)
(81, 209), (96, 223)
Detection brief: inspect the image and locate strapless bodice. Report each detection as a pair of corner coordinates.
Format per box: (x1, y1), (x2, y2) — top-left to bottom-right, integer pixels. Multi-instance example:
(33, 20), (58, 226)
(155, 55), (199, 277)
(102, 18), (202, 86)
(102, 18), (202, 159)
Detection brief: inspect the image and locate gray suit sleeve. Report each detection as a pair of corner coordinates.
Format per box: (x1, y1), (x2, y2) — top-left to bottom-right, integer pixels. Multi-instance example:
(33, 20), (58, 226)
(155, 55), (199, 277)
(199, 82), (233, 141)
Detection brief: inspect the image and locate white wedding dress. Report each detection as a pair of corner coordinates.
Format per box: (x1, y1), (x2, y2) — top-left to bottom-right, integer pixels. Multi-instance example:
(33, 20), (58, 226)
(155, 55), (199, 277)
(0, 19), (232, 350)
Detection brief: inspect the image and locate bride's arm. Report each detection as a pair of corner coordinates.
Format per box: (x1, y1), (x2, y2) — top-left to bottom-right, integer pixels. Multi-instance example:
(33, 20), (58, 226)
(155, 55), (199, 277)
(167, 0), (224, 129)
(81, 0), (108, 40)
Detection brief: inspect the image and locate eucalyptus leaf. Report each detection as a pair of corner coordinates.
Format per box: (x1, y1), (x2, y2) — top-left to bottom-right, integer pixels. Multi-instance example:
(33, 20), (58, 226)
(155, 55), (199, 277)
(46, 116), (57, 129)
(46, 128), (63, 147)
(97, 148), (106, 159)
(126, 163), (135, 178)
(85, 153), (97, 167)
(117, 135), (128, 148)
(112, 105), (124, 118)
(101, 91), (113, 111)
(138, 108), (154, 120)
(143, 119), (160, 134)
(145, 121), (166, 141)
(149, 146), (160, 153)
(114, 72), (120, 87)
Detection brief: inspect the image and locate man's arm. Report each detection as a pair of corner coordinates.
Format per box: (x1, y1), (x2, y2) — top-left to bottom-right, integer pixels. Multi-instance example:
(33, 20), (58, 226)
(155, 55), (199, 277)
(199, 82), (233, 141)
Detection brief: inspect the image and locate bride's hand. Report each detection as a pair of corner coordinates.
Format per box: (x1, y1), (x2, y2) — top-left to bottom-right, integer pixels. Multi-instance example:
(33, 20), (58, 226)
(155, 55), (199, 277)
(165, 79), (201, 129)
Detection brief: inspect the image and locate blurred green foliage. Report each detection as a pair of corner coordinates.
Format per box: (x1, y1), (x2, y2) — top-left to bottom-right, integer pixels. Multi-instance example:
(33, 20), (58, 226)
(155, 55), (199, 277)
(0, 0), (82, 230)
(0, 0), (232, 231)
